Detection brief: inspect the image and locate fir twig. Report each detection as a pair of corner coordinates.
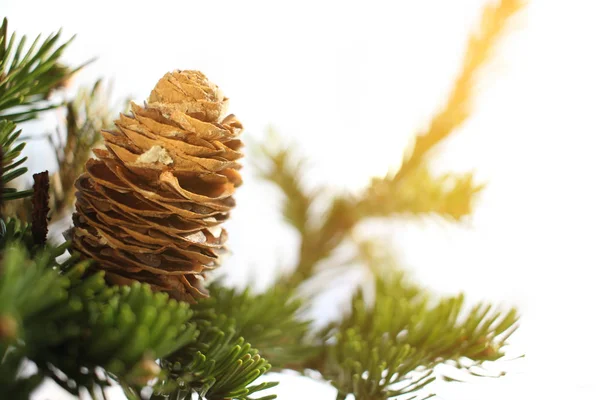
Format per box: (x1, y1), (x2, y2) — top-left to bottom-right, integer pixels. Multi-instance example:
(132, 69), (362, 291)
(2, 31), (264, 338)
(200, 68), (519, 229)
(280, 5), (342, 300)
(196, 282), (317, 370)
(359, 167), (484, 221)
(269, 0), (524, 289)
(0, 238), (200, 398)
(0, 17), (83, 122)
(0, 120), (32, 203)
(252, 130), (330, 287)
(395, 0), (524, 181)
(49, 80), (120, 218)
(156, 312), (277, 400)
(2, 81), (121, 222)
(311, 264), (518, 399)
(252, 129), (315, 236)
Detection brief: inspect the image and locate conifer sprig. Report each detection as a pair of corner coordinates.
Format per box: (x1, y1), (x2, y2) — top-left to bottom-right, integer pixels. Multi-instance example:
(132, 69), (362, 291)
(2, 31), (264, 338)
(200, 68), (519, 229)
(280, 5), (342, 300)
(313, 268), (518, 399)
(0, 17), (89, 214)
(258, 0), (525, 289)
(0, 17), (84, 123)
(253, 129), (315, 236)
(281, 241), (518, 399)
(395, 0), (524, 181)
(359, 167), (484, 221)
(155, 312), (277, 400)
(49, 80), (121, 218)
(253, 135), (353, 287)
(196, 282), (317, 370)
(2, 81), (122, 223)
(153, 283), (317, 399)
(0, 243), (80, 398)
(0, 120), (32, 201)
(0, 239), (200, 399)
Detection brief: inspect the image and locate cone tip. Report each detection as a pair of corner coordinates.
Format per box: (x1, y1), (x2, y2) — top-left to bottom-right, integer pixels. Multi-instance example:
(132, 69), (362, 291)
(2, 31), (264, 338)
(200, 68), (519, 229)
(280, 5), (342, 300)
(148, 70), (225, 105)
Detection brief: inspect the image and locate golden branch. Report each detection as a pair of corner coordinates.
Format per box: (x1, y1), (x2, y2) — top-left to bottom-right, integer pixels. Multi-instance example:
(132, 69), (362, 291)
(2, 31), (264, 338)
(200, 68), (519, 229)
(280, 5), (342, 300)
(395, 0), (524, 182)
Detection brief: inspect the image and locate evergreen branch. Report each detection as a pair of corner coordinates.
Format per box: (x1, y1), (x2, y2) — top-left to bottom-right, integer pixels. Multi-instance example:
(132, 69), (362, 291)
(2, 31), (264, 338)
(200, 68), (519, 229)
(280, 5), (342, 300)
(0, 217), (33, 248)
(0, 238), (199, 398)
(2, 81), (121, 222)
(195, 282), (318, 370)
(49, 79), (122, 219)
(252, 128), (343, 289)
(155, 312), (277, 400)
(359, 167), (484, 221)
(0, 120), (32, 203)
(395, 0), (524, 182)
(0, 244), (70, 335)
(309, 242), (518, 400)
(253, 128), (315, 236)
(0, 243), (73, 398)
(285, 196), (355, 288)
(31, 275), (198, 397)
(276, 0), (524, 289)
(0, 18), (81, 122)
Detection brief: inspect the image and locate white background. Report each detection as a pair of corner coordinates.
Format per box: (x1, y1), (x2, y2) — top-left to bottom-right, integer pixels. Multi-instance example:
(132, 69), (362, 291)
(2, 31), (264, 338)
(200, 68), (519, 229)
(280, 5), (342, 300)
(3, 0), (600, 399)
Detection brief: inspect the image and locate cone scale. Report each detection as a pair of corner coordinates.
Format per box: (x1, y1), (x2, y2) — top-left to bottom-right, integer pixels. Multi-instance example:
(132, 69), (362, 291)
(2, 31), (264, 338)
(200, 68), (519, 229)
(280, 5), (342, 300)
(71, 70), (243, 301)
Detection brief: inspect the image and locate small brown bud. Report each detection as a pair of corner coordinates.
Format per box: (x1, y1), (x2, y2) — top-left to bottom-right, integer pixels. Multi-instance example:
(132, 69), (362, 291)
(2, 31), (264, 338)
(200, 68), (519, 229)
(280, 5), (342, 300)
(0, 314), (19, 341)
(129, 357), (161, 386)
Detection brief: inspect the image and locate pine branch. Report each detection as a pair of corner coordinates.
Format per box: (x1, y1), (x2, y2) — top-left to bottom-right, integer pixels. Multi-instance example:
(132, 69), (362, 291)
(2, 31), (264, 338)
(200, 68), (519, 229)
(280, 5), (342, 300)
(287, 196), (355, 287)
(359, 166), (484, 221)
(41, 281), (199, 393)
(307, 242), (518, 400)
(0, 238), (199, 398)
(155, 312), (277, 400)
(0, 217), (33, 248)
(267, 0), (524, 290)
(153, 282), (321, 399)
(253, 128), (315, 236)
(0, 17), (85, 123)
(0, 120), (32, 203)
(395, 0), (524, 182)
(49, 80), (122, 219)
(0, 243), (74, 398)
(253, 129), (355, 288)
(2, 81), (122, 223)
(195, 282), (318, 370)
(0, 17), (89, 219)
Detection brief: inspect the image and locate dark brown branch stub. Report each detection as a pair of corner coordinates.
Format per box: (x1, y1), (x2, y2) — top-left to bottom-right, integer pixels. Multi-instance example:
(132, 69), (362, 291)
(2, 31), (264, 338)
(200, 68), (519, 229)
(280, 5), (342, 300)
(32, 171), (50, 245)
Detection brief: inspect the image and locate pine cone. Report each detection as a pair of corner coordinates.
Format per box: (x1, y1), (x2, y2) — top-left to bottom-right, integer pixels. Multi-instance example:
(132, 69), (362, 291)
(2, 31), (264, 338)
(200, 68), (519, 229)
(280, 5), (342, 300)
(71, 70), (243, 302)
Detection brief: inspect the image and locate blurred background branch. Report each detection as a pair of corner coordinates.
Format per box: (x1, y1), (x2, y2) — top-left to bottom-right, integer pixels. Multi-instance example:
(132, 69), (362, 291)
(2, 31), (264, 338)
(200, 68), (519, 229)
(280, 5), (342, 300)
(255, 0), (524, 291)
(48, 80), (126, 220)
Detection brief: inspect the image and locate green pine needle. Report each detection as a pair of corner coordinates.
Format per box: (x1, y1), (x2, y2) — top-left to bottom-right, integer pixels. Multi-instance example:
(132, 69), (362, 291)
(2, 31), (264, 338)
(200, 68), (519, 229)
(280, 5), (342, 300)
(1, 121), (30, 202)
(0, 17), (83, 122)
(195, 282), (318, 369)
(313, 268), (518, 400)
